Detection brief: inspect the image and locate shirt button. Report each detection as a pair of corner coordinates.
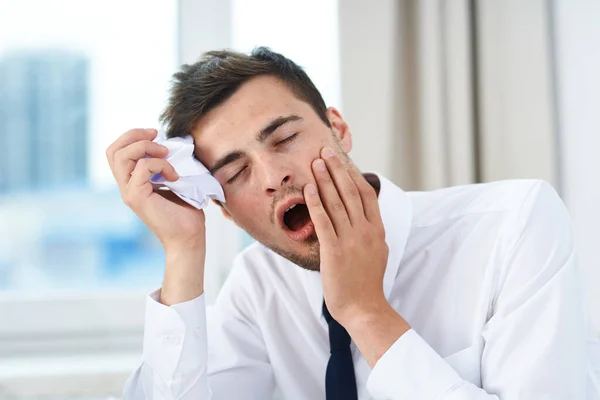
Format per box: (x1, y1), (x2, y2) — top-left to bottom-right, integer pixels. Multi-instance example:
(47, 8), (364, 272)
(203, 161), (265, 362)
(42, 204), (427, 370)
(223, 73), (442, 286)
(194, 327), (203, 337)
(164, 335), (181, 346)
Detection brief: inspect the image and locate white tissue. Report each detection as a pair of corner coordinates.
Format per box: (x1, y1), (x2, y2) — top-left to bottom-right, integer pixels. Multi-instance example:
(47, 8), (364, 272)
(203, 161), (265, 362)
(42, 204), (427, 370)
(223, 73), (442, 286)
(149, 132), (225, 209)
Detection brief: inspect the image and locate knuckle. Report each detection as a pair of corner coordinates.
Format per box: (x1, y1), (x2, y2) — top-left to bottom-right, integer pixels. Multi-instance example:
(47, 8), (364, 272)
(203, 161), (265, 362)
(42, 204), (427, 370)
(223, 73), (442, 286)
(112, 146), (125, 162)
(327, 156), (342, 167)
(319, 175), (333, 185)
(129, 139), (151, 154)
(331, 201), (345, 212)
(347, 184), (360, 198)
(315, 211), (333, 228)
(319, 216), (333, 229)
(136, 157), (150, 169)
(363, 184), (377, 199)
(126, 128), (146, 136)
(309, 197), (322, 208)
(141, 139), (155, 148)
(124, 129), (148, 144)
(135, 140), (154, 156)
(361, 230), (374, 243)
(149, 142), (163, 153)
(121, 192), (136, 208)
(317, 207), (329, 218)
(160, 160), (171, 172)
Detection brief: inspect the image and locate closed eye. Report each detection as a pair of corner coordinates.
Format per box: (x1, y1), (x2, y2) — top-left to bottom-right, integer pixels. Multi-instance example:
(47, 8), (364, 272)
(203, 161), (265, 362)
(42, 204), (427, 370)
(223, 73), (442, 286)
(226, 166), (246, 184)
(225, 134), (298, 184)
(276, 133), (298, 146)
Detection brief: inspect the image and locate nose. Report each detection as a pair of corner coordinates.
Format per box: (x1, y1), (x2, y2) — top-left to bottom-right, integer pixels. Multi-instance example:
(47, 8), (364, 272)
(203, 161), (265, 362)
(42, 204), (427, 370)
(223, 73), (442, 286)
(256, 156), (294, 196)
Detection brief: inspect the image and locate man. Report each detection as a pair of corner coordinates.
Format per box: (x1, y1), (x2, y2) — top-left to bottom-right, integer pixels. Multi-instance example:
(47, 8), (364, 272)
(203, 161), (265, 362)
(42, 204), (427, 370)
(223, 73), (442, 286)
(108, 48), (599, 399)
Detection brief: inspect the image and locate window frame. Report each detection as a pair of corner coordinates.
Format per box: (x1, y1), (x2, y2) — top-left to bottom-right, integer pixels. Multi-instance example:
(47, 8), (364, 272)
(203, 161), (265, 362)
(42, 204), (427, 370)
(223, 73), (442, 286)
(0, 1), (237, 396)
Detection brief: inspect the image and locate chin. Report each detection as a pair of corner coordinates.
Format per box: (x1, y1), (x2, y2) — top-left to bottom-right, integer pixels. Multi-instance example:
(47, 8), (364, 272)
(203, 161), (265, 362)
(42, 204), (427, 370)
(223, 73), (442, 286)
(261, 234), (321, 272)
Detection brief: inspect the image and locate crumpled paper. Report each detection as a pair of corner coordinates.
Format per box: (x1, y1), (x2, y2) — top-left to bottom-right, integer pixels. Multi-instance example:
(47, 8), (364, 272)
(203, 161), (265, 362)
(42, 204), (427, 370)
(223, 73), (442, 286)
(149, 132), (225, 209)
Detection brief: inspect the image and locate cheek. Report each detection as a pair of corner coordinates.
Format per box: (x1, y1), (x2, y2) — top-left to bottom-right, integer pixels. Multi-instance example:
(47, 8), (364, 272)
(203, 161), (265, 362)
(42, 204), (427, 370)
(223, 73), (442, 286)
(226, 194), (271, 227)
(284, 141), (326, 171)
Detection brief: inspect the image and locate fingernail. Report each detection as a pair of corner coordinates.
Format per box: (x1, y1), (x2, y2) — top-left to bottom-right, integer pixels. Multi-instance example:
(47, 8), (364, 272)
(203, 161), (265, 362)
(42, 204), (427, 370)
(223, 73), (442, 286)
(305, 184), (317, 195)
(322, 147), (335, 159)
(145, 128), (157, 133)
(314, 159), (326, 171)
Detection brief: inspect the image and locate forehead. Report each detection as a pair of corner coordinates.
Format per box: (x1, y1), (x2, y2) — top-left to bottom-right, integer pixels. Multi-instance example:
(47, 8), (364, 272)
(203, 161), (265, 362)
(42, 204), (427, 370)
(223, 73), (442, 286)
(191, 75), (313, 163)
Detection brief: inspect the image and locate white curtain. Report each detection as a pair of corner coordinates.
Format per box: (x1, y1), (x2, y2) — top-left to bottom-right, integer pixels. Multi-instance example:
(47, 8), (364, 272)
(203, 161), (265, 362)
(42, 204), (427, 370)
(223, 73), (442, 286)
(340, 0), (558, 191)
(338, 0), (600, 329)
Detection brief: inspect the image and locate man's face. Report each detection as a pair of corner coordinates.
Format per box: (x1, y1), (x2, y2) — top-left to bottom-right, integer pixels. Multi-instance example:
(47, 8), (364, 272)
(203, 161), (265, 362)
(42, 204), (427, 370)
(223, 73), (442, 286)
(191, 75), (353, 271)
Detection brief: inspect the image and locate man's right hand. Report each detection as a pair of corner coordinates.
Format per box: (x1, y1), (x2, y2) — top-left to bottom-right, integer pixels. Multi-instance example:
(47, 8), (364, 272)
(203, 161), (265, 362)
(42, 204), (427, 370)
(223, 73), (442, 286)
(106, 128), (206, 304)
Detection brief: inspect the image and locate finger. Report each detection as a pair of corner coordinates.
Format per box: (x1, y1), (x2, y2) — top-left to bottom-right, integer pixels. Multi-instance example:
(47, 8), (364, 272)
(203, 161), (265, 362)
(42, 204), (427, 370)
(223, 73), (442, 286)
(156, 189), (191, 208)
(127, 158), (179, 190)
(106, 128), (158, 166)
(347, 166), (382, 223)
(312, 158), (350, 234)
(303, 183), (337, 244)
(320, 147), (365, 225)
(112, 140), (168, 187)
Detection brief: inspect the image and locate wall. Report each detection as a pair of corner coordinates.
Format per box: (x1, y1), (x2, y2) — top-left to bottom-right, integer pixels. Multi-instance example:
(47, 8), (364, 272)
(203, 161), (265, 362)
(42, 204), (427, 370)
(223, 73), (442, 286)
(553, 0), (600, 330)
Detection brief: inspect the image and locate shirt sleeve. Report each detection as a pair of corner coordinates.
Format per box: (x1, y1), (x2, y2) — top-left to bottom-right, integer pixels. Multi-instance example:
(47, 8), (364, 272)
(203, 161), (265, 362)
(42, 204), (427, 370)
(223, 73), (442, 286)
(121, 290), (212, 400)
(366, 181), (591, 399)
(122, 257), (274, 399)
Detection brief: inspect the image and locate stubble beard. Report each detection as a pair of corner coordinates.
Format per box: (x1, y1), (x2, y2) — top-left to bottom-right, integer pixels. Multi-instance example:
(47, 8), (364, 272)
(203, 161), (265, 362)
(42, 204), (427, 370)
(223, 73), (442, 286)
(266, 232), (321, 271)
(243, 136), (354, 272)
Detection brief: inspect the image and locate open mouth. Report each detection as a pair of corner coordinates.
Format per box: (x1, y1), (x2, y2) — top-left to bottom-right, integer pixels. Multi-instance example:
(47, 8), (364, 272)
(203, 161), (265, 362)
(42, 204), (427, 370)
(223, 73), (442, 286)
(283, 203), (311, 231)
(278, 196), (316, 242)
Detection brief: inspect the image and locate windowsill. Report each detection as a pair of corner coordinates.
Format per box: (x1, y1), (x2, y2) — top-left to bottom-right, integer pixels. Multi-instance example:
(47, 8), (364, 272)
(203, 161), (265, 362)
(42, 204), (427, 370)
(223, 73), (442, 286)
(0, 291), (147, 397)
(0, 290), (147, 355)
(0, 351), (140, 398)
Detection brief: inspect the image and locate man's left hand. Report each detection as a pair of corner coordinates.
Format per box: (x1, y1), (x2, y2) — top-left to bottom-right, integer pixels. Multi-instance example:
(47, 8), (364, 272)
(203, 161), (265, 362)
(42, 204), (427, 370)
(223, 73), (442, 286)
(304, 147), (411, 367)
(304, 146), (390, 326)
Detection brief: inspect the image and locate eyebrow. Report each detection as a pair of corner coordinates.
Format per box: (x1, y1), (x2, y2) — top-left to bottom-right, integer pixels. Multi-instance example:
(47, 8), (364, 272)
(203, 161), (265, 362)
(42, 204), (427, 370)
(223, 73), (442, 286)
(209, 114), (303, 175)
(209, 150), (246, 175)
(256, 114), (303, 143)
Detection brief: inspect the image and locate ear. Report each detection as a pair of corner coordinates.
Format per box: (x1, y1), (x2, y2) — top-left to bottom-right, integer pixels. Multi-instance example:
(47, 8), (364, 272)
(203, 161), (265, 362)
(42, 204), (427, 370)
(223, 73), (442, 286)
(212, 199), (239, 226)
(326, 107), (353, 153)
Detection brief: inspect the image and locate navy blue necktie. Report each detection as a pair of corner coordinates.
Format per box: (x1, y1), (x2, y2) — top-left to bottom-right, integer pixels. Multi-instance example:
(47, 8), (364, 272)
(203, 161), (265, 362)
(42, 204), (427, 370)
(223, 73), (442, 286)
(323, 301), (358, 400)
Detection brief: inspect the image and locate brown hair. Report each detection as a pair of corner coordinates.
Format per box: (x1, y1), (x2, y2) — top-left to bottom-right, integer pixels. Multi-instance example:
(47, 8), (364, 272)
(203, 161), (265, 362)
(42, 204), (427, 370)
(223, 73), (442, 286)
(160, 47), (331, 139)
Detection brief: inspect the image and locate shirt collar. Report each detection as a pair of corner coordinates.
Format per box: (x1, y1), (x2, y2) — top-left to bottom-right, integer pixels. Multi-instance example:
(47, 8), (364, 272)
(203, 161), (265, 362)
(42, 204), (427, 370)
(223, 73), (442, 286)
(301, 173), (413, 321)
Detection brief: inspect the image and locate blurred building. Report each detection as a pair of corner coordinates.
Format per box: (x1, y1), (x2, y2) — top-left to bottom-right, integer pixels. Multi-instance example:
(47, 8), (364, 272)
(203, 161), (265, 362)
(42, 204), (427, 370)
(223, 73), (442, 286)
(0, 50), (88, 192)
(0, 50), (166, 290)
(0, 187), (166, 290)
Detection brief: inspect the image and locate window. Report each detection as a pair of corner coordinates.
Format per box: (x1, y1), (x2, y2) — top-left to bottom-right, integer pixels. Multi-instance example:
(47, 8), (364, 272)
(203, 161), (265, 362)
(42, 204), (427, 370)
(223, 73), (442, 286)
(0, 1), (179, 397)
(232, 0), (341, 109)
(0, 0), (342, 397)
(0, 0), (178, 293)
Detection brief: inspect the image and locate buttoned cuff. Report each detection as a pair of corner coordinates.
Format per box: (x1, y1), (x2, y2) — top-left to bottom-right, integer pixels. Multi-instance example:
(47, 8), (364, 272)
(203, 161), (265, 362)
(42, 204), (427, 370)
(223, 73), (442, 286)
(367, 329), (463, 399)
(142, 289), (208, 381)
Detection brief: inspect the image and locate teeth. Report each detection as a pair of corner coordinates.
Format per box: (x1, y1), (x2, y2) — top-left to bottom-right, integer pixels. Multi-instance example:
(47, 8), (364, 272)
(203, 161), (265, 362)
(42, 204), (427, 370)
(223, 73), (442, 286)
(286, 204), (297, 212)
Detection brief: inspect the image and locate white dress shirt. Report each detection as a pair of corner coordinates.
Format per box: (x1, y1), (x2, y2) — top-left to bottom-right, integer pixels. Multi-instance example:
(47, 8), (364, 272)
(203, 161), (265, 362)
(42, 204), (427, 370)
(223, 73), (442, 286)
(123, 175), (600, 399)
